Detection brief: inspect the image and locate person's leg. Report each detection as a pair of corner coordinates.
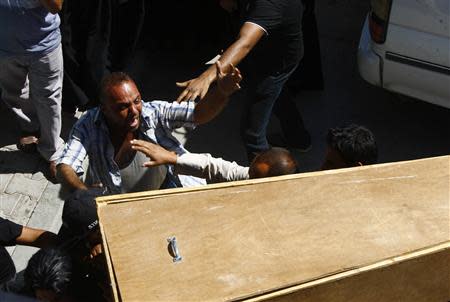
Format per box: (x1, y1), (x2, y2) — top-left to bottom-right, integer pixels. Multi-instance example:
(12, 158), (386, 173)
(110, 0), (145, 71)
(243, 69), (293, 162)
(28, 45), (65, 163)
(80, 0), (113, 109)
(0, 56), (39, 134)
(272, 85), (311, 150)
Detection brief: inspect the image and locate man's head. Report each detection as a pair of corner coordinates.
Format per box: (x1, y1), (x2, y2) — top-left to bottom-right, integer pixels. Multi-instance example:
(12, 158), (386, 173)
(249, 147), (298, 179)
(61, 188), (102, 250)
(24, 248), (72, 302)
(100, 72), (142, 133)
(322, 124), (377, 170)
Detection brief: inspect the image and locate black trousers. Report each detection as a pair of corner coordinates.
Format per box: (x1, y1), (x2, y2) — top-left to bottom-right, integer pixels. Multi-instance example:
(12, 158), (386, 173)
(61, 0), (145, 112)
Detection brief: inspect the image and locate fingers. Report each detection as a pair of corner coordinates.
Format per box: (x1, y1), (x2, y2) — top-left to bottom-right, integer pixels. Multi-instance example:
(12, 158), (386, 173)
(142, 161), (158, 167)
(176, 80), (193, 103)
(176, 89), (190, 103)
(177, 89), (200, 103)
(130, 139), (153, 150)
(200, 88), (208, 100)
(131, 145), (152, 157)
(176, 81), (189, 88)
(90, 244), (103, 259)
(130, 140), (153, 155)
(216, 61), (225, 78)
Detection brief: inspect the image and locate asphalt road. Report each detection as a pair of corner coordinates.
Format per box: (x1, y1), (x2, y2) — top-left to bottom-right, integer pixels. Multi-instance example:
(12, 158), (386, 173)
(129, 0), (450, 172)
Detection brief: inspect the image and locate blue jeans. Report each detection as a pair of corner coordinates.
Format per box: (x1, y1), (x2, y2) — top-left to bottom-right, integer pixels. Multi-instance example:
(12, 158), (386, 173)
(243, 63), (307, 161)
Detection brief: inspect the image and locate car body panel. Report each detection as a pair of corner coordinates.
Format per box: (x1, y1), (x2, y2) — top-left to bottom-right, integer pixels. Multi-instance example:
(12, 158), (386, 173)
(358, 0), (450, 108)
(357, 17), (382, 86)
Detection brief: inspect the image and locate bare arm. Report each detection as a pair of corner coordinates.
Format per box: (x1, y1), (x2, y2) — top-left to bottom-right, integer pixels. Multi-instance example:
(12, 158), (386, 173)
(176, 22), (265, 103)
(193, 61), (242, 124)
(56, 163), (88, 192)
(15, 227), (58, 249)
(39, 0), (63, 14)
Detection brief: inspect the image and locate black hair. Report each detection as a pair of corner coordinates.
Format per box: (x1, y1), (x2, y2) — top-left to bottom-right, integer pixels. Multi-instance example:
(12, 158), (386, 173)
(99, 72), (135, 104)
(326, 124), (378, 166)
(24, 248), (72, 296)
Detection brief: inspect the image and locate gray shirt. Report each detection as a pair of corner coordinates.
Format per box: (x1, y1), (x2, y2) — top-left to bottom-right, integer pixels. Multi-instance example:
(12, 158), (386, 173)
(120, 150), (167, 193)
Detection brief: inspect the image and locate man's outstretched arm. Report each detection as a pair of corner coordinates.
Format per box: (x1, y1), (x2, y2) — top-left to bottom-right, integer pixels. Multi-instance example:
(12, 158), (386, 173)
(176, 22), (265, 103)
(193, 61), (242, 125)
(131, 140), (249, 183)
(56, 164), (88, 192)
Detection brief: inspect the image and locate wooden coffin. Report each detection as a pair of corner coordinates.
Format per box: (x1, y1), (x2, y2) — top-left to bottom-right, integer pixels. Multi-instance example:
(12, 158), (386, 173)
(97, 156), (450, 302)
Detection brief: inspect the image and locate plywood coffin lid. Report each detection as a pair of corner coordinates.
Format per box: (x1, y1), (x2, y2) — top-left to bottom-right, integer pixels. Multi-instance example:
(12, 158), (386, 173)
(97, 155), (450, 301)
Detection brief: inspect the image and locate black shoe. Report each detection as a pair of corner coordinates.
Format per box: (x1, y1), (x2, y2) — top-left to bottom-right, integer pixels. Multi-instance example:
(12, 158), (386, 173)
(286, 131), (312, 153)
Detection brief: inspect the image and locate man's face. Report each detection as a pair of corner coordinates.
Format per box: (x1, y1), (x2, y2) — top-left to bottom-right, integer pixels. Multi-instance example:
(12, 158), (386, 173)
(321, 147), (349, 170)
(101, 81), (142, 132)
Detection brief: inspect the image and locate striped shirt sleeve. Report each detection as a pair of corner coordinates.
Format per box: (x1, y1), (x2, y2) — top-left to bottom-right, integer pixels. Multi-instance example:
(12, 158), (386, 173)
(151, 100), (196, 130)
(57, 120), (89, 174)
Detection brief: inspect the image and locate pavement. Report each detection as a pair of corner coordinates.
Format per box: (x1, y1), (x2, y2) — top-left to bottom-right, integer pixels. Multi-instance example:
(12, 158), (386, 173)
(0, 116), (64, 273)
(0, 106), (82, 273)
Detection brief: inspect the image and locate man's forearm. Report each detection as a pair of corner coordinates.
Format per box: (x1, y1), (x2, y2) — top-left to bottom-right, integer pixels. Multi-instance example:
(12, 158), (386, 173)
(200, 37), (256, 86)
(56, 163), (88, 192)
(193, 85), (229, 124)
(16, 227), (58, 249)
(200, 22), (264, 83)
(39, 0), (63, 13)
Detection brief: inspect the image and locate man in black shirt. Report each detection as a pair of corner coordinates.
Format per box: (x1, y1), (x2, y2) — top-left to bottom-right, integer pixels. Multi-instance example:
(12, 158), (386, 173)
(177, 0), (311, 161)
(0, 218), (22, 287)
(0, 218), (57, 289)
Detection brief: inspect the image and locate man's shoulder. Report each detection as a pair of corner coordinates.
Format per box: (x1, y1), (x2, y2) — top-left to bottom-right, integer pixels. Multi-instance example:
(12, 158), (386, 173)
(77, 107), (100, 122)
(70, 107), (101, 133)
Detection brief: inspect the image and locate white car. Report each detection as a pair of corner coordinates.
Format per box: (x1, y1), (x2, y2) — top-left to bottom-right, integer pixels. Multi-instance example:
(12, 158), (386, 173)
(358, 0), (450, 108)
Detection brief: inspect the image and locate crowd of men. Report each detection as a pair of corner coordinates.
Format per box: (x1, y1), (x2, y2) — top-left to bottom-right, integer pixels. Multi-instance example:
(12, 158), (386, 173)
(0, 0), (378, 301)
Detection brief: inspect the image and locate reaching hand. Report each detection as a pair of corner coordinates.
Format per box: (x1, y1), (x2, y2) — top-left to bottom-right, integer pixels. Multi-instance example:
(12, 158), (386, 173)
(89, 244), (103, 259)
(176, 74), (213, 103)
(130, 139), (178, 167)
(175, 61), (242, 103)
(215, 61), (242, 97)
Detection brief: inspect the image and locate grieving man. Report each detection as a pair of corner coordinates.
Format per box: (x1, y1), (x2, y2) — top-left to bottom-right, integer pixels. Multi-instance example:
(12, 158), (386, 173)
(57, 62), (242, 193)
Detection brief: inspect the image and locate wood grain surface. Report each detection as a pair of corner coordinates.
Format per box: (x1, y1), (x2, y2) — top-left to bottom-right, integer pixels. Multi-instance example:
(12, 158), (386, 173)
(97, 156), (450, 301)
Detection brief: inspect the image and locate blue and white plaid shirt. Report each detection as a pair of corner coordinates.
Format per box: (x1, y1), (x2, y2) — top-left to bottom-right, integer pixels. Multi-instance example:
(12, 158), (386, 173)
(58, 100), (205, 194)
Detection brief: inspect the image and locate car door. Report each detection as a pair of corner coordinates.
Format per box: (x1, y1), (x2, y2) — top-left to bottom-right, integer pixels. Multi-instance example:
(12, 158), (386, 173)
(381, 0), (450, 108)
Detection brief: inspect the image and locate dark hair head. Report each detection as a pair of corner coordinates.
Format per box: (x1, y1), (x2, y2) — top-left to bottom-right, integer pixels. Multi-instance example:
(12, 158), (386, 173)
(99, 72), (135, 104)
(326, 124), (377, 166)
(249, 147), (298, 179)
(62, 188), (102, 238)
(24, 248), (72, 296)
